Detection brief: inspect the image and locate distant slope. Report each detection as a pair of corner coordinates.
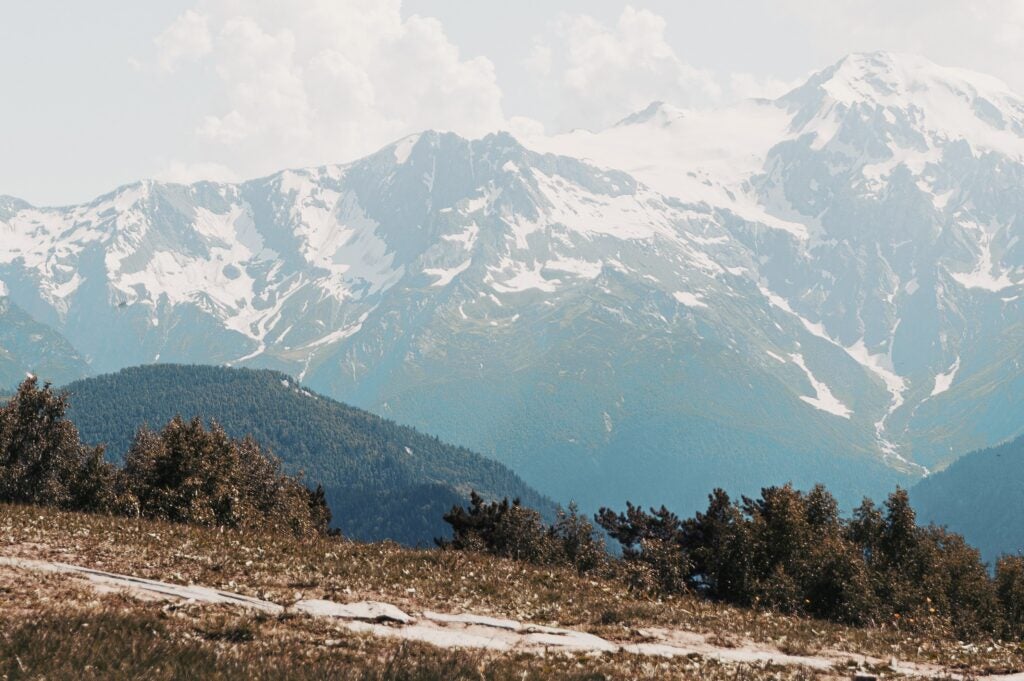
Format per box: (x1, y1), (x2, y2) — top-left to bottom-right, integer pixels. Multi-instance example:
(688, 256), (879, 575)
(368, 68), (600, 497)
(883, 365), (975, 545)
(62, 364), (553, 545)
(0, 298), (89, 387)
(912, 434), (1024, 562)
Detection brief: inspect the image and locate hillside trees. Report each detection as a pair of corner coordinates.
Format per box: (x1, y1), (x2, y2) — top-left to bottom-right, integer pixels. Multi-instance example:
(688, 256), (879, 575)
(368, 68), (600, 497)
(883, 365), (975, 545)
(996, 556), (1024, 639)
(598, 485), (1009, 637)
(63, 364), (554, 544)
(441, 493), (605, 574)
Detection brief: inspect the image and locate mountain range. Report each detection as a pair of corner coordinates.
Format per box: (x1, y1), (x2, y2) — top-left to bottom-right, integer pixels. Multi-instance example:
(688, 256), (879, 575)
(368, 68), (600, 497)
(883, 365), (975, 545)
(2, 51), (1022, 516)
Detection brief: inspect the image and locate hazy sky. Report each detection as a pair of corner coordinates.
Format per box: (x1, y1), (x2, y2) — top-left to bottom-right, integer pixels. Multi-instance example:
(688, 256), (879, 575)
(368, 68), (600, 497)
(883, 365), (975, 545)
(3, 1), (1023, 206)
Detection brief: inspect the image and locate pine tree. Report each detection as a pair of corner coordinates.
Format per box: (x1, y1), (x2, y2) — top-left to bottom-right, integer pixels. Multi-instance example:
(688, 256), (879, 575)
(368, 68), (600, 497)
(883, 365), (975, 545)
(0, 377), (118, 512)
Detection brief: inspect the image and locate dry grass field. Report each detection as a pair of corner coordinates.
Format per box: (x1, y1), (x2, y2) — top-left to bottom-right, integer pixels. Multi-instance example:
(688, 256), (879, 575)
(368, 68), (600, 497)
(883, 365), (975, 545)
(2, 503), (1023, 680)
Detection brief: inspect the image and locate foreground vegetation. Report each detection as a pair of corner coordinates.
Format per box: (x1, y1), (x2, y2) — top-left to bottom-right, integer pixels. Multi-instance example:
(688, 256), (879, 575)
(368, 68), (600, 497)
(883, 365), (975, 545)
(4, 502), (1024, 679)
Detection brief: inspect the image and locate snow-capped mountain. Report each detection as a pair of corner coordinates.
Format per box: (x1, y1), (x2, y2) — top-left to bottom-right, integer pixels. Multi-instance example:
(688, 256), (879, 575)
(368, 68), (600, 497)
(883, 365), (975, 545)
(533, 51), (1024, 473)
(1, 52), (1022, 513)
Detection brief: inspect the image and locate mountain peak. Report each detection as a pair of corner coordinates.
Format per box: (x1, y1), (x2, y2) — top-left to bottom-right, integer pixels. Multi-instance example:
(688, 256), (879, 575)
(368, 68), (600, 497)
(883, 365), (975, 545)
(778, 51), (1024, 155)
(788, 51), (1019, 108)
(613, 101), (687, 128)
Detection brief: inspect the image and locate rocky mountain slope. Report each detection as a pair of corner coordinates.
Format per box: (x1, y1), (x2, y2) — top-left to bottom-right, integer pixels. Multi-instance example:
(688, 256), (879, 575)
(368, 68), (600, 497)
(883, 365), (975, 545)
(0, 297), (88, 387)
(2, 52), (1022, 513)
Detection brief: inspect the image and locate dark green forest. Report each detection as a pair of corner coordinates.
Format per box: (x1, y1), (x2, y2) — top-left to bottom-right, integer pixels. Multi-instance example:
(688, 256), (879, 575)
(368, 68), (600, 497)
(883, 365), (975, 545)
(913, 433), (1024, 562)
(57, 364), (553, 544)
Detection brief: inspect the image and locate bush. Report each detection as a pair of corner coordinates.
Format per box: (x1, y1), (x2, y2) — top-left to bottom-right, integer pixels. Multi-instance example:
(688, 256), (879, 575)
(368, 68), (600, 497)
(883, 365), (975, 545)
(0, 377), (120, 512)
(596, 502), (690, 593)
(440, 492), (557, 563)
(996, 556), (1024, 639)
(441, 494), (606, 573)
(551, 503), (606, 575)
(123, 416), (331, 537)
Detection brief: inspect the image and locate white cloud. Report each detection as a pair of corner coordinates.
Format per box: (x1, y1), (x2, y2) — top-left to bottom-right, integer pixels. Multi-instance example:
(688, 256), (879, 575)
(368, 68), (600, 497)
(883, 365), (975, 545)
(156, 160), (240, 185)
(523, 6), (804, 133)
(153, 0), (505, 180)
(529, 6), (721, 131)
(155, 9), (212, 72)
(779, 0), (1024, 96)
(728, 73), (803, 101)
(508, 116), (546, 139)
(147, 1), (1024, 186)
(524, 41), (553, 77)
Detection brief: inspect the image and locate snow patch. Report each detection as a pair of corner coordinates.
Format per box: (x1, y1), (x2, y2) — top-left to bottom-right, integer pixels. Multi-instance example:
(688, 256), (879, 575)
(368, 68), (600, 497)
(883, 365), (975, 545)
(441, 222), (479, 250)
(487, 260), (559, 293)
(544, 258), (603, 279)
(672, 291), (707, 308)
(424, 260), (471, 287)
(303, 311), (372, 350)
(790, 353), (852, 418)
(931, 357), (961, 396)
(392, 134), (420, 165)
(950, 223), (1018, 292)
(845, 337), (907, 418)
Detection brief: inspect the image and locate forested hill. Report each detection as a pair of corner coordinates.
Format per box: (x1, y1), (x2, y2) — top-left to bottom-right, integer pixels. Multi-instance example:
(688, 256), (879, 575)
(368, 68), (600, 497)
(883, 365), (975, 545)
(912, 433), (1024, 563)
(61, 364), (554, 545)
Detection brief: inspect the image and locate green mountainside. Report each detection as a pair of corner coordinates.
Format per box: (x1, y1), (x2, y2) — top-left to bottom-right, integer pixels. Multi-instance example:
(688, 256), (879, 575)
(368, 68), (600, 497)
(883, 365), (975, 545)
(60, 364), (553, 545)
(912, 433), (1024, 563)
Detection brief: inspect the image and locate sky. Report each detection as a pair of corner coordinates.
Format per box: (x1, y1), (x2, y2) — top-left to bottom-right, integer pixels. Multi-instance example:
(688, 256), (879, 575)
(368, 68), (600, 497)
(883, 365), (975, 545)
(3, 0), (1024, 206)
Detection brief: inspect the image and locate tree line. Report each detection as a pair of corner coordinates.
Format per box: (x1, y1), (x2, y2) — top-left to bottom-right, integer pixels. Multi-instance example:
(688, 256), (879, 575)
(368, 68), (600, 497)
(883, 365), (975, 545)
(0, 377), (331, 537)
(442, 485), (1024, 641)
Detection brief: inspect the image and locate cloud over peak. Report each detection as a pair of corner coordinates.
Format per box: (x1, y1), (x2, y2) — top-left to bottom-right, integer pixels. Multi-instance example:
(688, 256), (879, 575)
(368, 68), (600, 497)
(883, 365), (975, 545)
(155, 0), (505, 182)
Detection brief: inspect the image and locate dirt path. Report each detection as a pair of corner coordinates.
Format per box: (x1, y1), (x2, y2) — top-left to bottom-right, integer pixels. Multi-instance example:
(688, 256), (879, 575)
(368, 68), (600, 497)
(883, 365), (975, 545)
(3, 555), (1023, 680)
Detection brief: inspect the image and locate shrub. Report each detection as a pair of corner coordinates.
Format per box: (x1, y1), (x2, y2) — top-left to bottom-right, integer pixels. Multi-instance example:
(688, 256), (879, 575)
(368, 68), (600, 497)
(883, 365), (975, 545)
(593, 484), (1009, 638)
(441, 494), (607, 573)
(551, 502), (606, 574)
(0, 377), (332, 538)
(596, 502), (690, 593)
(440, 492), (557, 563)
(122, 416), (331, 537)
(681, 489), (752, 600)
(996, 555), (1024, 639)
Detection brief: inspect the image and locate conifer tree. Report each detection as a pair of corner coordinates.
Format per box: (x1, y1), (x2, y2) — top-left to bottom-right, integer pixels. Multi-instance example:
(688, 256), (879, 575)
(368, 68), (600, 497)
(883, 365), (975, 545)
(0, 377), (118, 512)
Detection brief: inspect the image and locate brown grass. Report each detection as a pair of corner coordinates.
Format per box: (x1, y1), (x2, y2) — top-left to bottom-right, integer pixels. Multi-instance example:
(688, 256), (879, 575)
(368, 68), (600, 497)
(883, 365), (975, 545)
(1, 502), (1022, 679)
